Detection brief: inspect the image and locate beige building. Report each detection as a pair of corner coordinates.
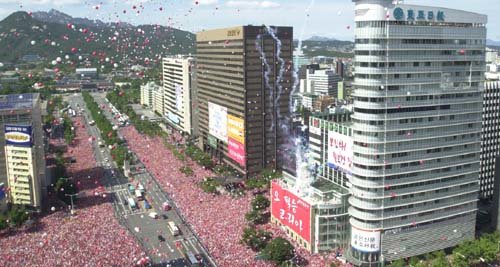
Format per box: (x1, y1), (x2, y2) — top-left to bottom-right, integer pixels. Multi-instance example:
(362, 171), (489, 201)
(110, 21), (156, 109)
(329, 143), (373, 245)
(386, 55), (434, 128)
(163, 56), (196, 135)
(0, 94), (46, 210)
(196, 25), (293, 177)
(140, 82), (161, 108)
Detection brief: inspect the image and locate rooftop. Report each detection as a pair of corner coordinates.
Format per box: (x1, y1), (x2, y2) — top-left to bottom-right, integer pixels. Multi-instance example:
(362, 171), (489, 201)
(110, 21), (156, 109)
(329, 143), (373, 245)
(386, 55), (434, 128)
(0, 93), (37, 111)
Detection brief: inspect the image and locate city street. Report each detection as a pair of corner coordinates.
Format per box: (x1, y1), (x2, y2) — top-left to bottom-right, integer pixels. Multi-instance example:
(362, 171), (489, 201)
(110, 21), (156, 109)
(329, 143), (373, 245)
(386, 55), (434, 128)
(66, 93), (212, 267)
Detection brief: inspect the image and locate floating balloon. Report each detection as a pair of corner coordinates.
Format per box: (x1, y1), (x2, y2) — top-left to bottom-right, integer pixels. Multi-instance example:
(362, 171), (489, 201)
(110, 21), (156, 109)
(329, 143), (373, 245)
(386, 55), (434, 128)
(30, 40), (36, 45)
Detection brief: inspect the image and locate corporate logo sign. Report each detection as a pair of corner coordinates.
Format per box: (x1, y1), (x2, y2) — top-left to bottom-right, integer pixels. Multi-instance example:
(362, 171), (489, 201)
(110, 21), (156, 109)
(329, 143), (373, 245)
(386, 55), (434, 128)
(5, 125), (32, 147)
(393, 7), (445, 22)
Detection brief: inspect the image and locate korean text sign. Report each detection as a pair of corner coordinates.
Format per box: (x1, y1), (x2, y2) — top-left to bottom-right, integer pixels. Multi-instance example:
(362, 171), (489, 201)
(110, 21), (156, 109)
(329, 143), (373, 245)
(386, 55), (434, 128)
(351, 226), (381, 252)
(327, 131), (353, 174)
(271, 181), (311, 242)
(5, 125), (32, 147)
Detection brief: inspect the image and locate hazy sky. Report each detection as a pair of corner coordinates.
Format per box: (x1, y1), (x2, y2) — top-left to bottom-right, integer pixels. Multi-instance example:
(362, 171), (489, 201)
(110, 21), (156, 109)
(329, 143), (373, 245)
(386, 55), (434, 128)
(0, 0), (498, 40)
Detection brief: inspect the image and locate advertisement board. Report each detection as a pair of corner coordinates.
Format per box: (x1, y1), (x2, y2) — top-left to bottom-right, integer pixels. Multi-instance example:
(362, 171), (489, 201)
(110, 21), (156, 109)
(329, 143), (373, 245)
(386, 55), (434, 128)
(351, 226), (381, 252)
(327, 131), (353, 174)
(271, 181), (311, 242)
(207, 135), (218, 149)
(309, 118), (321, 136)
(5, 125), (32, 147)
(227, 115), (245, 144)
(228, 137), (245, 167)
(208, 102), (228, 142)
(175, 84), (183, 111)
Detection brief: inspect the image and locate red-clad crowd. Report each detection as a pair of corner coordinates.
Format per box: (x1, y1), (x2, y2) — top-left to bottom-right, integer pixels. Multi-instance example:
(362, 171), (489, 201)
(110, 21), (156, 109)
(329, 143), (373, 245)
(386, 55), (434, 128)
(121, 126), (344, 267)
(0, 117), (145, 267)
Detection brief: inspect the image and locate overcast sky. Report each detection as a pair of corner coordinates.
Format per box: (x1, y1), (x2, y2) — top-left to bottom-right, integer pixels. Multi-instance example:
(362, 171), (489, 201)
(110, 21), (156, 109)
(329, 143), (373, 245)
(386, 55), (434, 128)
(0, 0), (498, 41)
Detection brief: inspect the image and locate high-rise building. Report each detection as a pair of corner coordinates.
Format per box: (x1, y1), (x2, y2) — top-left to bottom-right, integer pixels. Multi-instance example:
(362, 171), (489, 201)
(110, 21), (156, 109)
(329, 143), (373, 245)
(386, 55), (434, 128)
(307, 69), (342, 97)
(152, 84), (164, 116)
(162, 56), (196, 135)
(196, 26), (293, 177)
(0, 94), (46, 210)
(480, 81), (500, 199)
(349, 1), (486, 265)
(336, 59), (346, 78)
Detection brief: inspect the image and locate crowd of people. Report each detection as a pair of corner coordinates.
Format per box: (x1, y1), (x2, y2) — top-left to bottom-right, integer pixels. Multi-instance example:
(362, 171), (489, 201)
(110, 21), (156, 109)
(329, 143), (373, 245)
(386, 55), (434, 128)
(121, 126), (343, 267)
(0, 117), (145, 267)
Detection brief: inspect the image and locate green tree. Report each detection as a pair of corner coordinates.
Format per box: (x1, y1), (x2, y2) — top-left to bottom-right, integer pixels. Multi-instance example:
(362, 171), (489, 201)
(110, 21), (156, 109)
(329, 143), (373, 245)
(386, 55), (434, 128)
(8, 206), (29, 226)
(252, 195), (270, 211)
(262, 237), (294, 265)
(430, 251), (449, 267)
(245, 209), (266, 225)
(240, 227), (272, 251)
(0, 216), (7, 230)
(388, 259), (405, 267)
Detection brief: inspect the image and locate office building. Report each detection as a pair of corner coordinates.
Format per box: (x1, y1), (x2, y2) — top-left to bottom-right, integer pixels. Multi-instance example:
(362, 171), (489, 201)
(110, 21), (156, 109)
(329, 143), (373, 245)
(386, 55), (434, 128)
(140, 82), (160, 108)
(307, 69), (342, 97)
(0, 94), (46, 210)
(75, 68), (98, 79)
(480, 81), (500, 199)
(485, 48), (498, 64)
(152, 84), (164, 116)
(163, 56), (196, 135)
(349, 1), (486, 265)
(196, 26), (293, 177)
(336, 59), (346, 78)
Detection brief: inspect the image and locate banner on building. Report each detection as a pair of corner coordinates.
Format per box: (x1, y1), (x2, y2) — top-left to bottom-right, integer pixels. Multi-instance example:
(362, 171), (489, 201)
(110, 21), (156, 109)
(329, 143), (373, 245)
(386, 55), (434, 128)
(228, 137), (245, 167)
(309, 118), (321, 135)
(351, 226), (381, 252)
(327, 131), (353, 174)
(208, 102), (228, 142)
(0, 183), (5, 201)
(271, 181), (311, 242)
(5, 125), (32, 147)
(175, 84), (183, 111)
(227, 115), (245, 144)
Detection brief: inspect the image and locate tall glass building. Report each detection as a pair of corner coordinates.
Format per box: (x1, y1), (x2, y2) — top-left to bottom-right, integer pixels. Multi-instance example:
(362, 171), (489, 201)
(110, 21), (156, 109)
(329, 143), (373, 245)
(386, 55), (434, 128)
(348, 1), (487, 265)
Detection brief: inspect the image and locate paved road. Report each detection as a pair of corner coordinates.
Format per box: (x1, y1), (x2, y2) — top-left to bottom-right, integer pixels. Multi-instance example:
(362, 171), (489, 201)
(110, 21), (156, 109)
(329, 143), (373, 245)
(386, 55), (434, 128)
(66, 93), (214, 267)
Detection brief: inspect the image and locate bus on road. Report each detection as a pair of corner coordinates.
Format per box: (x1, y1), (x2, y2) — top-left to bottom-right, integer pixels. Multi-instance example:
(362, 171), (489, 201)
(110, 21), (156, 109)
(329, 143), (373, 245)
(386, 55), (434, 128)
(168, 221), (180, 236)
(127, 198), (137, 209)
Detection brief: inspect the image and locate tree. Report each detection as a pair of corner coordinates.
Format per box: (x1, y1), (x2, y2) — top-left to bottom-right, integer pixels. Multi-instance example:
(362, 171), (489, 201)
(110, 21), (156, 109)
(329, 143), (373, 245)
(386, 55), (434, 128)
(252, 195), (270, 211)
(430, 251), (449, 267)
(262, 237), (294, 265)
(8, 206), (29, 226)
(240, 227), (272, 251)
(0, 216), (7, 230)
(388, 259), (405, 267)
(245, 209), (265, 225)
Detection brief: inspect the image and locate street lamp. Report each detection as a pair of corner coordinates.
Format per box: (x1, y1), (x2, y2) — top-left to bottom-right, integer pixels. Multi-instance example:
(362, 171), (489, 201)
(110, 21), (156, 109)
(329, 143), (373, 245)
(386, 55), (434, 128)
(64, 192), (79, 215)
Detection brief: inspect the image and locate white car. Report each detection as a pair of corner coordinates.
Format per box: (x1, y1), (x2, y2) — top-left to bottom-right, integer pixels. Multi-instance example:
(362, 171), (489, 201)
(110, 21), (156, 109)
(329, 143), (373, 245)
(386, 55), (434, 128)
(148, 212), (158, 219)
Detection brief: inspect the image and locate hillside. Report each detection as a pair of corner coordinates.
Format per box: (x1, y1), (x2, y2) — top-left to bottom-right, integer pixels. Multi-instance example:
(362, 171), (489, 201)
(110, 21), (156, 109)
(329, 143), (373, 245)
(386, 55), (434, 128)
(0, 11), (195, 63)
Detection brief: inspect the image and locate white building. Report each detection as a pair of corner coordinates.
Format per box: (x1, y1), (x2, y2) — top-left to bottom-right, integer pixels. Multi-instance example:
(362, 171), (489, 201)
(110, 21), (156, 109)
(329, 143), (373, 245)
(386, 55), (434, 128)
(140, 82), (160, 108)
(162, 56), (195, 135)
(349, 1), (486, 265)
(486, 47), (498, 64)
(75, 68), (98, 79)
(307, 69), (341, 97)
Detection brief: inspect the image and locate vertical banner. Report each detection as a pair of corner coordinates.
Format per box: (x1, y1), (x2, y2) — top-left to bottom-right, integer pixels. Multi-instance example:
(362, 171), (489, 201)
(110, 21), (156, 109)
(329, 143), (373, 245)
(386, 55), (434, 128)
(208, 102), (228, 142)
(175, 84), (183, 111)
(227, 115), (245, 144)
(228, 137), (245, 167)
(271, 181), (311, 242)
(327, 131), (353, 174)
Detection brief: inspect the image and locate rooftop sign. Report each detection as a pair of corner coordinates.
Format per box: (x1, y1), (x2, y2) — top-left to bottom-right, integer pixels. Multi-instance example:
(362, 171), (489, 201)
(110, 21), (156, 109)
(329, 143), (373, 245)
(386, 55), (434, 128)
(393, 7), (445, 21)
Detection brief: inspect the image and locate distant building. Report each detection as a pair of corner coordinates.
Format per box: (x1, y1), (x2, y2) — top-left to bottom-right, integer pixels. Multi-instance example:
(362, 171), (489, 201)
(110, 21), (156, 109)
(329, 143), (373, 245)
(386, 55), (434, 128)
(152, 85), (164, 116)
(293, 49), (311, 70)
(312, 95), (335, 112)
(486, 48), (498, 64)
(0, 94), (46, 210)
(75, 68), (98, 80)
(162, 56), (196, 135)
(307, 69), (341, 97)
(480, 81), (500, 199)
(140, 82), (161, 109)
(20, 55), (43, 63)
(302, 94), (319, 110)
(335, 59), (346, 78)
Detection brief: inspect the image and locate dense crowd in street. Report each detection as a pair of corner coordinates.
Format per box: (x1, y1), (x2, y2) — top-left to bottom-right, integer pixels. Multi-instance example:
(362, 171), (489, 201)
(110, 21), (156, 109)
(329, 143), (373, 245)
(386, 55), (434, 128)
(121, 126), (343, 267)
(0, 117), (145, 267)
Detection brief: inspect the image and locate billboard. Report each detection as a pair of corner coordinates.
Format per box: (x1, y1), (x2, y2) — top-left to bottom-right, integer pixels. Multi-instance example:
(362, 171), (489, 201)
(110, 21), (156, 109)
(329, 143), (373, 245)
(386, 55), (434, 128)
(327, 131), (353, 174)
(175, 84), (183, 111)
(228, 137), (245, 167)
(271, 181), (311, 242)
(208, 102), (228, 142)
(309, 118), (321, 136)
(5, 125), (32, 147)
(227, 115), (245, 144)
(351, 226), (381, 252)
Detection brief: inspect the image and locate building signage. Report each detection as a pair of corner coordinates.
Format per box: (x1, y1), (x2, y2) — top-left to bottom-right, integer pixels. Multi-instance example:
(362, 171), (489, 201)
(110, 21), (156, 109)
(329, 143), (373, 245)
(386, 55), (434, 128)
(327, 131), (353, 174)
(393, 7), (445, 21)
(167, 112), (180, 125)
(208, 102), (228, 142)
(207, 135), (218, 149)
(175, 84), (183, 111)
(351, 226), (381, 253)
(5, 125), (32, 147)
(271, 181), (311, 243)
(227, 115), (245, 144)
(227, 29), (241, 37)
(228, 137), (245, 167)
(309, 118), (321, 135)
